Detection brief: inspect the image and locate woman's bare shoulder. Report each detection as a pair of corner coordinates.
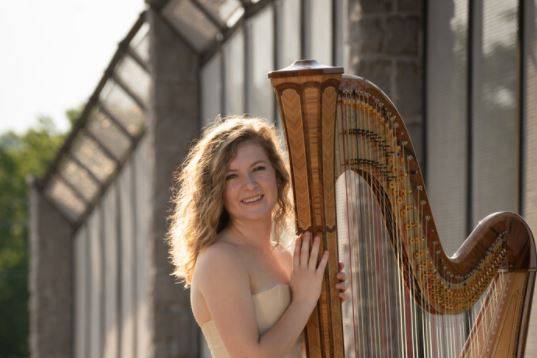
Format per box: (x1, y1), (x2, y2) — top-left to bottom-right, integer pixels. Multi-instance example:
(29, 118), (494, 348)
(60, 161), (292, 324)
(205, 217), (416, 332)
(193, 241), (249, 291)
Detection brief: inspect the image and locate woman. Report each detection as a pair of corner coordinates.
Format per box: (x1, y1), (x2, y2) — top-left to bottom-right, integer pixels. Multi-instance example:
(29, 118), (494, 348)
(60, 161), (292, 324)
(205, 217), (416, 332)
(167, 116), (348, 357)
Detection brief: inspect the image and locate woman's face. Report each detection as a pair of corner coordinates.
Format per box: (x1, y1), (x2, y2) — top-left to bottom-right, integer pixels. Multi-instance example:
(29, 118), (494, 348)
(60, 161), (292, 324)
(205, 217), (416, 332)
(223, 141), (278, 223)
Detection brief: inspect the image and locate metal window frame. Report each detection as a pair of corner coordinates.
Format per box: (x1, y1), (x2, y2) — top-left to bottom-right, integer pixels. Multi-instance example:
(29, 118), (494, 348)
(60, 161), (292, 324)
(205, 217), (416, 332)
(36, 12), (148, 193)
(466, 0), (480, 233)
(73, 128), (146, 232)
(517, 0), (526, 215)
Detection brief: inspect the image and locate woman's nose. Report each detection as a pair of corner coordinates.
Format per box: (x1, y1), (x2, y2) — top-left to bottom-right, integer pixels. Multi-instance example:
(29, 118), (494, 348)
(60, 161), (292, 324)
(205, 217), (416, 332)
(243, 173), (258, 189)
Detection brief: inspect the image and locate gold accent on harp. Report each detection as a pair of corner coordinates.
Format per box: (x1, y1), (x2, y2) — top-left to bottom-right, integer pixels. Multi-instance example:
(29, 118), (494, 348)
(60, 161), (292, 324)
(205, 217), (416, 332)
(268, 60), (536, 358)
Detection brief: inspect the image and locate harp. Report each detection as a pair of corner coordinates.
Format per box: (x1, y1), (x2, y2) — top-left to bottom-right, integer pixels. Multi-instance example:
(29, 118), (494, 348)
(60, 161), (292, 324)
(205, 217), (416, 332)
(268, 60), (536, 357)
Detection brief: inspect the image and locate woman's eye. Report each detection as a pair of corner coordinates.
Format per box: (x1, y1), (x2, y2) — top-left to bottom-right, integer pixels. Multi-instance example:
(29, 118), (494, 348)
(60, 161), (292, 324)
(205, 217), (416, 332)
(225, 173), (237, 181)
(253, 166), (266, 172)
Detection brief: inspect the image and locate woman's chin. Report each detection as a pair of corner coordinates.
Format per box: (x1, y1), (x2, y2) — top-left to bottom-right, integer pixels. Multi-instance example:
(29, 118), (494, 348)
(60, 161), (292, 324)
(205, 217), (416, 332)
(234, 208), (273, 222)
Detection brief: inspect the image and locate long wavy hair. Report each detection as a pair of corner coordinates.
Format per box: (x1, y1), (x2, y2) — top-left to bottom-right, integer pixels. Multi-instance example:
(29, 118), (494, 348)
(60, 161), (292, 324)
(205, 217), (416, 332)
(167, 116), (294, 286)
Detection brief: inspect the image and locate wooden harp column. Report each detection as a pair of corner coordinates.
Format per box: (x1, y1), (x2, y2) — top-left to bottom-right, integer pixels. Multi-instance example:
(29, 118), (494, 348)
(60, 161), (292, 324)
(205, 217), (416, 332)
(269, 61), (345, 357)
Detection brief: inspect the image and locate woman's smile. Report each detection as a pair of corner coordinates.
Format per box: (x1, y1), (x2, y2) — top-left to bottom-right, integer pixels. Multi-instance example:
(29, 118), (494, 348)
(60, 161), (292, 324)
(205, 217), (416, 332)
(241, 194), (264, 204)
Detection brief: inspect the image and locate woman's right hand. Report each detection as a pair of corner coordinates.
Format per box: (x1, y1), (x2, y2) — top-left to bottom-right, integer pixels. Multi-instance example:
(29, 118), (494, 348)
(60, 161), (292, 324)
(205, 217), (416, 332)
(289, 232), (329, 309)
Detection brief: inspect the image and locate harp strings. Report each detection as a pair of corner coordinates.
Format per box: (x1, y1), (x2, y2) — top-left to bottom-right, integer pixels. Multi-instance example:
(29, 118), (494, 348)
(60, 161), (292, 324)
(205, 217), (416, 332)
(336, 89), (509, 357)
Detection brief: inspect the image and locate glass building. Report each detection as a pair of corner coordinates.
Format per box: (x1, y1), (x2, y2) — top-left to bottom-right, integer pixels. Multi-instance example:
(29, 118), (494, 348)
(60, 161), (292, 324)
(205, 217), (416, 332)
(29, 0), (537, 357)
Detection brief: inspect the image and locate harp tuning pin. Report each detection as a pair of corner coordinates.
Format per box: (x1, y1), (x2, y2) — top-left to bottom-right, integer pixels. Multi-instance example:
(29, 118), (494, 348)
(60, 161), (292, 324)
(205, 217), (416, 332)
(425, 215), (431, 221)
(417, 185), (423, 191)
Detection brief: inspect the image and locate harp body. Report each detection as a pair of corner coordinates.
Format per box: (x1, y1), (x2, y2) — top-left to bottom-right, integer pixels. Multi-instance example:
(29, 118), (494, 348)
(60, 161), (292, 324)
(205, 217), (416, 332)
(268, 60), (536, 357)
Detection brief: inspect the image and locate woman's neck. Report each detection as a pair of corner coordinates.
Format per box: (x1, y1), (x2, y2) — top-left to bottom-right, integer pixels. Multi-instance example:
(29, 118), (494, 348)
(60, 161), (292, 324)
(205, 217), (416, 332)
(225, 217), (273, 251)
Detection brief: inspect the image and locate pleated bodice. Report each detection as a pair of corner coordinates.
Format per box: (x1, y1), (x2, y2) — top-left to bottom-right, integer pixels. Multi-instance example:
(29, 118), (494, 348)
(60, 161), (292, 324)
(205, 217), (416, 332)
(200, 284), (302, 358)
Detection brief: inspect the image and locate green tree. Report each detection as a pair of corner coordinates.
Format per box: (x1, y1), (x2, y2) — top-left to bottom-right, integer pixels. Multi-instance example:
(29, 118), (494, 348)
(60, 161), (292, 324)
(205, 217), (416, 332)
(0, 115), (66, 357)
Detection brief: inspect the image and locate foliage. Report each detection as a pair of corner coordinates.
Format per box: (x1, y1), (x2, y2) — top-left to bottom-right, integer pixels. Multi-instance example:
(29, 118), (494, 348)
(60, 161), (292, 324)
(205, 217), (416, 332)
(0, 115), (66, 357)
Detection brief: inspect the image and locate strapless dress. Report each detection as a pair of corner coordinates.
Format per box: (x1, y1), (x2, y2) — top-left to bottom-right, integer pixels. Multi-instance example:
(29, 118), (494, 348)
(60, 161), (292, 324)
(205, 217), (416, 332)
(200, 284), (302, 357)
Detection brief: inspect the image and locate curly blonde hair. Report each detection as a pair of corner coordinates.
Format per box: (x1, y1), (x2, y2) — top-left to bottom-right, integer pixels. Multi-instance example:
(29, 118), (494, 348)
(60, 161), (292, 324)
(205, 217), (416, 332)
(167, 116), (294, 286)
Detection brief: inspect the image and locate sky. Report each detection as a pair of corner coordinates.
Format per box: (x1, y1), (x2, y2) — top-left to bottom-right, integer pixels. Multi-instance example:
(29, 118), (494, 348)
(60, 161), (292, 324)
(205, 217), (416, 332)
(0, 0), (145, 135)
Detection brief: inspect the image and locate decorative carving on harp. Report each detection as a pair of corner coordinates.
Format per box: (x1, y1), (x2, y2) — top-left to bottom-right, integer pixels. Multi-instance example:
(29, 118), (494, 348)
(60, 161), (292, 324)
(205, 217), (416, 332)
(268, 60), (536, 358)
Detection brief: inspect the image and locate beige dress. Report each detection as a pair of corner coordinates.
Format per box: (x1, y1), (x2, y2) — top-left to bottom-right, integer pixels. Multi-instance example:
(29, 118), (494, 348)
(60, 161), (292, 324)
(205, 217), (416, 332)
(200, 284), (302, 357)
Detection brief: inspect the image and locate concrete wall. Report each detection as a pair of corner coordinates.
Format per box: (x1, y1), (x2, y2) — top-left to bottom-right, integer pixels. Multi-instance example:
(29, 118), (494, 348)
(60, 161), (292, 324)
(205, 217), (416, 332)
(348, 0), (424, 163)
(148, 9), (200, 357)
(29, 186), (73, 358)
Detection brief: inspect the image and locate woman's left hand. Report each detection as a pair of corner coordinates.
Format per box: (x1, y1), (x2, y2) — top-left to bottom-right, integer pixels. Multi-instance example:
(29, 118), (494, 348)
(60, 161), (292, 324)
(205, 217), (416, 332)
(336, 262), (349, 301)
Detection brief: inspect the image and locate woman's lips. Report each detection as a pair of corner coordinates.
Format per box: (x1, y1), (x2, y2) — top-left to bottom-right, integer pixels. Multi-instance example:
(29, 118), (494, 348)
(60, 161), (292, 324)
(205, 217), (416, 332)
(240, 194), (264, 204)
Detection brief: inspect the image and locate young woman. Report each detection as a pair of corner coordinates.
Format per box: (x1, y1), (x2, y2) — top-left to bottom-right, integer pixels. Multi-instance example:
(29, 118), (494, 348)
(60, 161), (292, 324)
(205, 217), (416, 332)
(167, 116), (348, 357)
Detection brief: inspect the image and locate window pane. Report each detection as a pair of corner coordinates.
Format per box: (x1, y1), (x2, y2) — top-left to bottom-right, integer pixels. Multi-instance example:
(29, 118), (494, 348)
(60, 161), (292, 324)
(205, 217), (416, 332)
(87, 209), (103, 358)
(473, 0), (518, 223)
(523, 1), (537, 354)
(101, 184), (120, 358)
(115, 55), (150, 107)
(426, 0), (468, 254)
(197, 0), (243, 27)
(118, 162), (136, 357)
(71, 134), (116, 183)
(100, 81), (145, 136)
(163, 0), (220, 51)
(58, 157), (100, 201)
(87, 108), (131, 160)
(247, 6), (274, 120)
(201, 53), (222, 127)
(131, 22), (150, 64)
(523, 0), (537, 225)
(309, 0), (332, 65)
(46, 176), (86, 219)
(223, 28), (244, 115)
(276, 0), (300, 68)
(74, 227), (88, 357)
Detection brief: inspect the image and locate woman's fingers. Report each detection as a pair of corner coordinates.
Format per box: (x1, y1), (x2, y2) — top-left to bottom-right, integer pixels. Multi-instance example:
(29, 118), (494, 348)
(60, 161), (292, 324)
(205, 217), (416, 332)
(308, 236), (320, 270)
(300, 232), (311, 268)
(316, 251), (329, 275)
(293, 234), (301, 269)
(336, 271), (346, 281)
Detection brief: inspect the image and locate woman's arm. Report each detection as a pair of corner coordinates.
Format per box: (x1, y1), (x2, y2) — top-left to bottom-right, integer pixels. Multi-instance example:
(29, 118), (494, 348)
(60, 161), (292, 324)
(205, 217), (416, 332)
(197, 234), (328, 357)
